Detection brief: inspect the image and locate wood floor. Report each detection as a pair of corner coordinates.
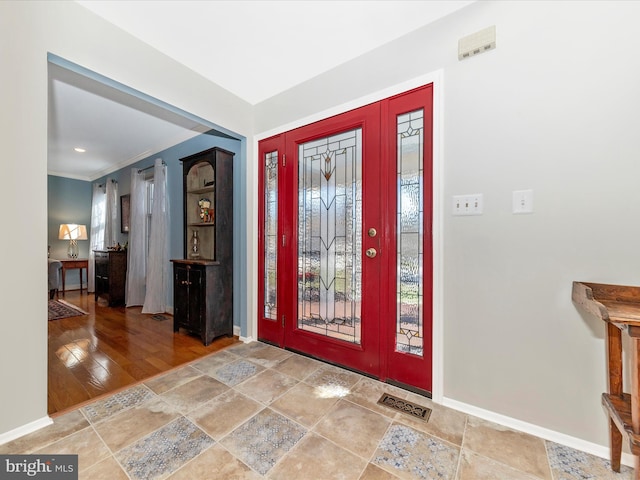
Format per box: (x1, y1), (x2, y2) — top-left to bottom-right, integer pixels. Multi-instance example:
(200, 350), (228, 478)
(48, 290), (238, 416)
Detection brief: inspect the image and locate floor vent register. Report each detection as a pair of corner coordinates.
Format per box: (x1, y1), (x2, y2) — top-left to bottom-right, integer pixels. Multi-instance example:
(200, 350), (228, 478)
(377, 393), (432, 422)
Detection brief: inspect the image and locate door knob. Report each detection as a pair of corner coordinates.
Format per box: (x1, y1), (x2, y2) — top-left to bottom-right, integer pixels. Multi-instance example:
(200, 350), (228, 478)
(368, 228), (377, 237)
(366, 248), (377, 258)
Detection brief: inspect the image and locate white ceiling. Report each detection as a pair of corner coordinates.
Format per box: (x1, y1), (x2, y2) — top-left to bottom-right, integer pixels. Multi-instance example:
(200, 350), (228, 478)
(49, 1), (474, 180)
(48, 63), (210, 181)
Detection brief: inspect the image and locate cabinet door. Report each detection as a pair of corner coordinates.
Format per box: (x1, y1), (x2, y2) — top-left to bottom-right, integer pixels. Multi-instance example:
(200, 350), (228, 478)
(174, 265), (190, 327)
(95, 253), (108, 298)
(187, 267), (203, 333)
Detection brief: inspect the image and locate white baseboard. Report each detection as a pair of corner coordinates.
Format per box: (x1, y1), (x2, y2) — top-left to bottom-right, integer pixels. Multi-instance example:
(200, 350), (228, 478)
(0, 416), (53, 446)
(239, 334), (254, 344)
(443, 397), (634, 468)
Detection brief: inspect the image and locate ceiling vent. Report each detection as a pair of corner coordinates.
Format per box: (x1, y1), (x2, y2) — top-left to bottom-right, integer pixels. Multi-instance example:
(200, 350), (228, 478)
(458, 26), (496, 60)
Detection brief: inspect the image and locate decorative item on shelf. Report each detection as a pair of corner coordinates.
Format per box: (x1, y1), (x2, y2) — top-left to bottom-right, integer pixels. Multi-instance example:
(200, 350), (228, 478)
(58, 224), (88, 259)
(190, 230), (200, 258)
(198, 198), (212, 223)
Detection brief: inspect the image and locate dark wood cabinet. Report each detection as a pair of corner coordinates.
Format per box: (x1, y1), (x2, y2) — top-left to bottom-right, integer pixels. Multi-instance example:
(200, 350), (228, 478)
(172, 260), (233, 345)
(172, 147), (234, 345)
(94, 250), (127, 306)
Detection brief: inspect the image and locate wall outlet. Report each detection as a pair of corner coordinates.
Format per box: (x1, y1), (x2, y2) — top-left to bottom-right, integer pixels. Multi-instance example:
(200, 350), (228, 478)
(452, 194), (483, 216)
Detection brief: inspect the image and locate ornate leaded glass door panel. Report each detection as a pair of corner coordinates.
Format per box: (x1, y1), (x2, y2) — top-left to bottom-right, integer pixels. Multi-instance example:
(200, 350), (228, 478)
(297, 129), (363, 344)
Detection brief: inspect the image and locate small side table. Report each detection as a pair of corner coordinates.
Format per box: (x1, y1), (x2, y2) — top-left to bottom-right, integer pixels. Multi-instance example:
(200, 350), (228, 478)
(60, 258), (89, 294)
(573, 281), (640, 478)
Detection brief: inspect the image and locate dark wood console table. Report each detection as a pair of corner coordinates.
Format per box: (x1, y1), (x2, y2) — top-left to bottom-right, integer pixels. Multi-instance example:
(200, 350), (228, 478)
(94, 250), (127, 307)
(59, 258), (88, 294)
(572, 281), (640, 478)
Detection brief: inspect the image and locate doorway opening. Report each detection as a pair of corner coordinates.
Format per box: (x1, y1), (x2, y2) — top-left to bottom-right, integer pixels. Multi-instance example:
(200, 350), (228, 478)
(47, 55), (245, 414)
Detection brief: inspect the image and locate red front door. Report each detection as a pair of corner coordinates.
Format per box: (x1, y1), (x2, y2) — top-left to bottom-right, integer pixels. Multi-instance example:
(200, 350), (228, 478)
(258, 85), (433, 394)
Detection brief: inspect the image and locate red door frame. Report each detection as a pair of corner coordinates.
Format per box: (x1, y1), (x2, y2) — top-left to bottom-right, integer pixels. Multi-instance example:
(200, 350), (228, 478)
(257, 85), (433, 393)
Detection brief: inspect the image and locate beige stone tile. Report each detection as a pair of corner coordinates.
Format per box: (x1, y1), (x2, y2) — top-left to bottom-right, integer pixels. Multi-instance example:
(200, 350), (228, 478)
(347, 377), (411, 419)
(160, 375), (229, 414)
(457, 449), (542, 480)
(188, 390), (263, 440)
(93, 397), (180, 452)
(144, 365), (203, 394)
(0, 410), (89, 454)
(33, 426), (111, 472)
(234, 369), (298, 404)
(269, 432), (367, 480)
(273, 353), (322, 380)
(242, 344), (292, 368)
(225, 341), (269, 357)
(168, 444), (261, 479)
(463, 416), (552, 479)
(314, 399), (392, 459)
(79, 456), (129, 480)
(271, 381), (340, 428)
(304, 364), (364, 396)
(359, 463), (402, 480)
(393, 392), (467, 446)
(192, 350), (240, 376)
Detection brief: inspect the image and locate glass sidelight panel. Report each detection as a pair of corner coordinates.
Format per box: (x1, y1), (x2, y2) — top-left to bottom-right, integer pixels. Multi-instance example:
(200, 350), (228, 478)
(298, 129), (362, 344)
(396, 109), (424, 356)
(264, 151), (278, 320)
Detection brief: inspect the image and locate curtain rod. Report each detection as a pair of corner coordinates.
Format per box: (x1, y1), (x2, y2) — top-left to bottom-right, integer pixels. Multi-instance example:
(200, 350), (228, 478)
(138, 160), (166, 173)
(97, 178), (117, 188)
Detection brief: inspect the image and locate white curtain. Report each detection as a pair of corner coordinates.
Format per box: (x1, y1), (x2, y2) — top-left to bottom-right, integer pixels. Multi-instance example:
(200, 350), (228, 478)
(126, 168), (148, 306)
(104, 179), (118, 249)
(143, 159), (169, 313)
(88, 183), (106, 292)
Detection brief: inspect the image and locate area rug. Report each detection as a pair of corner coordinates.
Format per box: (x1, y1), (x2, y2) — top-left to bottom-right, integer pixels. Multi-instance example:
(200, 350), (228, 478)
(48, 299), (88, 321)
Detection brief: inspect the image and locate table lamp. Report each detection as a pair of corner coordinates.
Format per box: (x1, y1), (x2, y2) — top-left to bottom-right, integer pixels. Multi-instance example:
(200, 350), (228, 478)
(58, 224), (88, 258)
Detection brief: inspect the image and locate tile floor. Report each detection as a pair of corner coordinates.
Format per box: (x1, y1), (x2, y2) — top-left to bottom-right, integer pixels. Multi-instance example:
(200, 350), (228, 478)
(1, 341), (634, 479)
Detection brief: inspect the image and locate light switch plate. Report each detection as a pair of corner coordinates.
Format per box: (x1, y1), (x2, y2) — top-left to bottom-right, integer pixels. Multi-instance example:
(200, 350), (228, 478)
(452, 194), (483, 216)
(512, 189), (534, 214)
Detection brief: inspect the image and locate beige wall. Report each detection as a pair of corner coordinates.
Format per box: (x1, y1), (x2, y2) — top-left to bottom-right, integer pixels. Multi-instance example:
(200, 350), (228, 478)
(0, 0), (252, 437)
(3, 0), (640, 457)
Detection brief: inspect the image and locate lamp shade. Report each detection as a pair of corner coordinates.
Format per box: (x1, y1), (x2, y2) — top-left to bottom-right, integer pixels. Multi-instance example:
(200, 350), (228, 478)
(58, 224), (88, 241)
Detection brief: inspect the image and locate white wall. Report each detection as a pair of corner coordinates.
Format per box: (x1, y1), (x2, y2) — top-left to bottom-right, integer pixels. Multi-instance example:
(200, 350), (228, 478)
(254, 0), (640, 449)
(0, 0), (252, 437)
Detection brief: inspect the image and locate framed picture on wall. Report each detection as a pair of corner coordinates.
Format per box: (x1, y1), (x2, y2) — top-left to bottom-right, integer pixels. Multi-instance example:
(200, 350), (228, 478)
(120, 194), (130, 233)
